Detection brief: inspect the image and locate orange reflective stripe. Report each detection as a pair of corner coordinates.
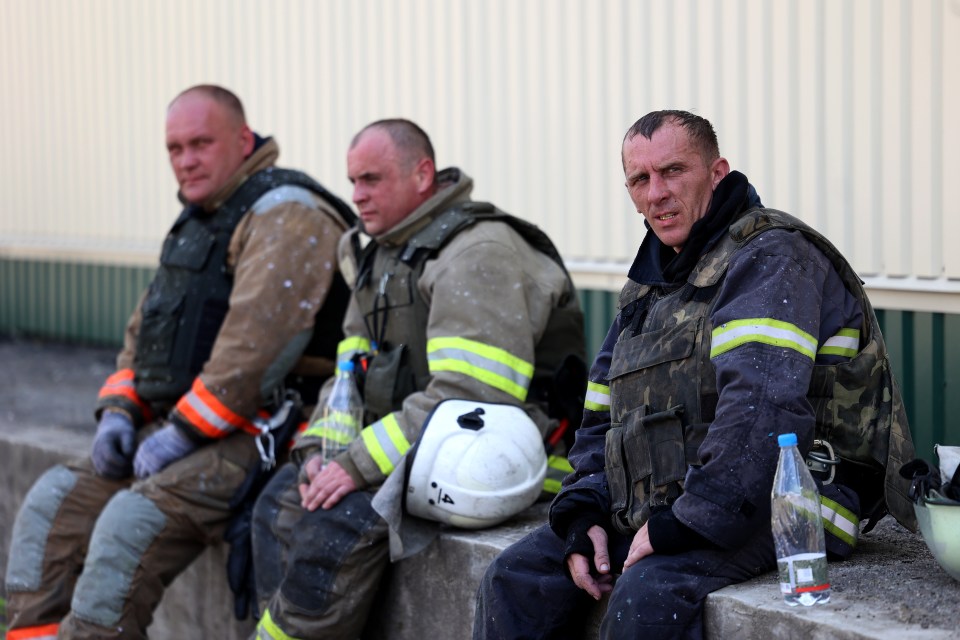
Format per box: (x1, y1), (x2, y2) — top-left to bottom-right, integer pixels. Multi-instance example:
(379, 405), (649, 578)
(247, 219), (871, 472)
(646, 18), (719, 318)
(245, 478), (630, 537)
(98, 369), (152, 420)
(175, 377), (257, 438)
(7, 623), (60, 639)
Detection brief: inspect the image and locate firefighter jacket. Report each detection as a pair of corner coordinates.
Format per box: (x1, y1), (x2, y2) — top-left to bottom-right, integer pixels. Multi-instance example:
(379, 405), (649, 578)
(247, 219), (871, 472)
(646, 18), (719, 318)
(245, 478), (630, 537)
(95, 137), (353, 441)
(549, 171), (916, 559)
(294, 168), (586, 490)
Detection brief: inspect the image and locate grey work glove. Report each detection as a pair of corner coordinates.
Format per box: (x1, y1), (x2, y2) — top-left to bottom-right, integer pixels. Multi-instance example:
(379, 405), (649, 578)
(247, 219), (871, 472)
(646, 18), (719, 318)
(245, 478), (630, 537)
(91, 410), (137, 479)
(133, 423), (199, 479)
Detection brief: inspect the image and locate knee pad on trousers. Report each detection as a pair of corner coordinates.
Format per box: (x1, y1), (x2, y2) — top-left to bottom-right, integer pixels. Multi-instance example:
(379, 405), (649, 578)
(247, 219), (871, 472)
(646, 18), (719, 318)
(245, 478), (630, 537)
(280, 491), (382, 614)
(5, 465), (77, 592)
(70, 489), (166, 628)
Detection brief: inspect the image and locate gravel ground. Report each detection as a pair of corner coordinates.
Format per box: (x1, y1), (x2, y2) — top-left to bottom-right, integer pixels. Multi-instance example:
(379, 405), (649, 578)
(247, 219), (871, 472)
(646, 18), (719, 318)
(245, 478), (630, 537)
(2, 335), (959, 635)
(827, 513), (960, 631)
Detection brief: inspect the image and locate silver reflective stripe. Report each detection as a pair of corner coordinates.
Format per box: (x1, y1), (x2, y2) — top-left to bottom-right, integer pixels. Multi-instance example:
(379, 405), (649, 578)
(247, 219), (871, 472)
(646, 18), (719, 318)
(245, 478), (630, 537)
(71, 490), (167, 627)
(820, 496), (859, 547)
(5, 465), (76, 591)
(251, 185), (321, 216)
(180, 389), (234, 435)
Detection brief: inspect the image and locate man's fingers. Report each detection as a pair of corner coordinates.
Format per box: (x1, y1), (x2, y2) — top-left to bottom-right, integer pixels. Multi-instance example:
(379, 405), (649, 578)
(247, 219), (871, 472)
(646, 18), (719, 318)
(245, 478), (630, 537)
(587, 525), (611, 573)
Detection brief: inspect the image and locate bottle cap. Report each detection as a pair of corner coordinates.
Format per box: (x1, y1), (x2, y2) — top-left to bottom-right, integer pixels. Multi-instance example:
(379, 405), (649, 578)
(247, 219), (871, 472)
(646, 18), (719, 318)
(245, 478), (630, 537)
(778, 433), (798, 447)
(340, 360), (355, 373)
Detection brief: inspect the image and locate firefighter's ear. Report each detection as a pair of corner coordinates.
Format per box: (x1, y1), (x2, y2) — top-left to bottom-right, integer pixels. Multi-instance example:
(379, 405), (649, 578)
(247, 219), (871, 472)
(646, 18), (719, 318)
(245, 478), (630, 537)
(413, 157), (436, 196)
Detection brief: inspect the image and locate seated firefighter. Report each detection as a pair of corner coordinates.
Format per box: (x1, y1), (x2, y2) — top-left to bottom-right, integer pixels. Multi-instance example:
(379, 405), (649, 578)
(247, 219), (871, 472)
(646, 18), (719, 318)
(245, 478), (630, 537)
(473, 109), (917, 640)
(4, 85), (354, 640)
(250, 118), (587, 640)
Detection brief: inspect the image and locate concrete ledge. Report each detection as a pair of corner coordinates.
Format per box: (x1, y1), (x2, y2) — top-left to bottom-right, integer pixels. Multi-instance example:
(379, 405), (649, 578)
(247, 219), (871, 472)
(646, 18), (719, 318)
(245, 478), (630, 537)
(1, 340), (958, 639)
(4, 427), (959, 640)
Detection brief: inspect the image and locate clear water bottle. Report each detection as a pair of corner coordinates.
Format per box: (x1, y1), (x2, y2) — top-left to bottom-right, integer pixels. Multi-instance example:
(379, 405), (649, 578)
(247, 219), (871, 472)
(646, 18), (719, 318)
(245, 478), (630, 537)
(318, 360), (364, 465)
(771, 432), (831, 606)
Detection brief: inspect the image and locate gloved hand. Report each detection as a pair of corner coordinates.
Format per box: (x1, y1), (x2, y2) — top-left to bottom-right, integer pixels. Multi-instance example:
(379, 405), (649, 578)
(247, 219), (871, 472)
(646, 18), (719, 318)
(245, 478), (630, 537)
(133, 423), (199, 479)
(91, 410), (137, 479)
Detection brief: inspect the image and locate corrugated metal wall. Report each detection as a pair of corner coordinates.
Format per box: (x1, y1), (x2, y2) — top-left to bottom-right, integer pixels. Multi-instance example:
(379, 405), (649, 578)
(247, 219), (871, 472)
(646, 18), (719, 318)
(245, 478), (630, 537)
(1, 1), (959, 454)
(2, 1), (959, 299)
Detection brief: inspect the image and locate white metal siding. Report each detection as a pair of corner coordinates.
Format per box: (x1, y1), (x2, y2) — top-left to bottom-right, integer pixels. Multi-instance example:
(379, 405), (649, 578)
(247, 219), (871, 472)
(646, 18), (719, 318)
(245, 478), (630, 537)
(1, 0), (958, 309)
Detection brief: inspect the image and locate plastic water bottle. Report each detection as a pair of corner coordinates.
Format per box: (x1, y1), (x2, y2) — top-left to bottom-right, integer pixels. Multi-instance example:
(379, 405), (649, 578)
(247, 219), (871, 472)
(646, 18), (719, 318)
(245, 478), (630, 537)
(771, 432), (831, 606)
(318, 361), (364, 465)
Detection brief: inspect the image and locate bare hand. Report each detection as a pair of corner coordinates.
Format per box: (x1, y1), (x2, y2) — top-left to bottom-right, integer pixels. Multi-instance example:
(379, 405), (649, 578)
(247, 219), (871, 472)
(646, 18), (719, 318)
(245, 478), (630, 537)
(299, 459), (357, 511)
(565, 525), (615, 600)
(622, 523), (654, 570)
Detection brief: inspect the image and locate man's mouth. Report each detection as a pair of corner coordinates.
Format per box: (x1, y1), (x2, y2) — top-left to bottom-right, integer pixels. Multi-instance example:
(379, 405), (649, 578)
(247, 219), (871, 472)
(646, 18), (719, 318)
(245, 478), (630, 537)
(656, 213), (678, 221)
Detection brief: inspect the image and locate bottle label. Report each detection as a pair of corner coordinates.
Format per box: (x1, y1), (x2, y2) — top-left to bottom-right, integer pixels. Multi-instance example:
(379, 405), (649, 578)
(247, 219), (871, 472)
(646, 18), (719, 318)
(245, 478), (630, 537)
(777, 552), (830, 594)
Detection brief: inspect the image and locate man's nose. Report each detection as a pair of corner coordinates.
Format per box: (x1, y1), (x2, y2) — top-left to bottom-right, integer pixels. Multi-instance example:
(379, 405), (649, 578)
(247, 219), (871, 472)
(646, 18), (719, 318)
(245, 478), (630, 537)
(176, 148), (199, 171)
(648, 173), (669, 202)
(352, 185), (367, 204)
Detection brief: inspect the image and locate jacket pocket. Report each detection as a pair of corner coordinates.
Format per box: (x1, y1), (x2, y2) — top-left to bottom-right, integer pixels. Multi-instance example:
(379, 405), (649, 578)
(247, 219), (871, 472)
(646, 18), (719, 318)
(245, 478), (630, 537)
(137, 291), (185, 370)
(608, 318), (698, 379)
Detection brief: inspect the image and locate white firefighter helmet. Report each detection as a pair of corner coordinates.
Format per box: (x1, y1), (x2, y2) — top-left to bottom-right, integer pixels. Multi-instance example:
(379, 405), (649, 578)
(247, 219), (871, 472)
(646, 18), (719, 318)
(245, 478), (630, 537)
(914, 497), (960, 582)
(914, 444), (960, 582)
(404, 399), (547, 529)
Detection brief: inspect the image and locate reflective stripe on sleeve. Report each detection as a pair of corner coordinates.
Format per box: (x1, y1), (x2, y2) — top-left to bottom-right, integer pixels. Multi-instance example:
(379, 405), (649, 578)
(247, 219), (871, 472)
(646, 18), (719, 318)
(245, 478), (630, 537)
(710, 318), (817, 360)
(98, 369), (152, 420)
(584, 381), (610, 412)
(427, 336), (533, 401)
(301, 412), (361, 443)
(175, 377), (257, 438)
(820, 495), (859, 548)
(817, 328), (860, 359)
(361, 412), (411, 476)
(337, 336), (372, 370)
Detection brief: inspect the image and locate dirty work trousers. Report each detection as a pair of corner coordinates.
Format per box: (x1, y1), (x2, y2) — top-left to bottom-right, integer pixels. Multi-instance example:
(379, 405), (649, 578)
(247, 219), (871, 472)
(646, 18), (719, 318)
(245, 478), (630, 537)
(473, 523), (776, 640)
(251, 462), (390, 640)
(4, 431), (260, 640)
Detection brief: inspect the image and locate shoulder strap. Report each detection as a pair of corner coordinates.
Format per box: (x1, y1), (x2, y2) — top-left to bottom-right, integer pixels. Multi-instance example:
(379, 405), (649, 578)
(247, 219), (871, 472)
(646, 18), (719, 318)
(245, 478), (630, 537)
(399, 201), (572, 280)
(228, 167), (357, 229)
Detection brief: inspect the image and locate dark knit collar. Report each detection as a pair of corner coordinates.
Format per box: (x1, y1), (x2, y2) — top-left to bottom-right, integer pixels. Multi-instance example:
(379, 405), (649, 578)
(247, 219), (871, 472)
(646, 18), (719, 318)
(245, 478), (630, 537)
(627, 171), (760, 287)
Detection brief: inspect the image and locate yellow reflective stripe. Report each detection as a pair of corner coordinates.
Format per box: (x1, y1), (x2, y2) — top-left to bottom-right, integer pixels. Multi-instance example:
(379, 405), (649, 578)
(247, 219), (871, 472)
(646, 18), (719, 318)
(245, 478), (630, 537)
(817, 328), (860, 358)
(820, 495), (859, 548)
(548, 454), (574, 474)
(257, 609), (300, 640)
(710, 318), (817, 360)
(543, 455), (573, 495)
(427, 336), (533, 401)
(336, 336), (371, 369)
(361, 413), (410, 476)
(301, 412), (361, 441)
(584, 381), (610, 412)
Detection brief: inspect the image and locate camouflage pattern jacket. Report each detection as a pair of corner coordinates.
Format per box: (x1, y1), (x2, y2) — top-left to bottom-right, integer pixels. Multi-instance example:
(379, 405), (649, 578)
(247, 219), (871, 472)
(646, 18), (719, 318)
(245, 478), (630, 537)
(551, 196), (915, 557)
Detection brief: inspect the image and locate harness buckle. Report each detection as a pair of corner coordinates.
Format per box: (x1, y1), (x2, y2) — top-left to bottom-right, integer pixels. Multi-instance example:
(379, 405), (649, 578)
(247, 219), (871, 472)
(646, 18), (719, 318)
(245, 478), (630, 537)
(806, 438), (839, 484)
(252, 397), (296, 471)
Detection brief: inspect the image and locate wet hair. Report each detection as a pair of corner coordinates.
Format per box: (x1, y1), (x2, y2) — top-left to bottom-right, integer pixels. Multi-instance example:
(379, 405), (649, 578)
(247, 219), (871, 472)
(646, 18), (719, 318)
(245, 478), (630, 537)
(623, 110), (720, 162)
(352, 119), (435, 171)
(170, 85), (246, 125)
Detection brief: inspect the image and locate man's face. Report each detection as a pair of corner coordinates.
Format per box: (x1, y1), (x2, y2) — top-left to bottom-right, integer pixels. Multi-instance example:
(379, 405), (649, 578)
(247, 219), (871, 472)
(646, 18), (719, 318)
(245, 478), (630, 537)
(347, 128), (432, 237)
(622, 121), (729, 252)
(165, 93), (253, 205)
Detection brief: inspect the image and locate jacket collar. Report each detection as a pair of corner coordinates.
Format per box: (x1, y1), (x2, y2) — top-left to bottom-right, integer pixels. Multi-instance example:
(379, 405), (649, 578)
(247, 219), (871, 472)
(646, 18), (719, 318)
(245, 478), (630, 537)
(372, 167), (474, 247)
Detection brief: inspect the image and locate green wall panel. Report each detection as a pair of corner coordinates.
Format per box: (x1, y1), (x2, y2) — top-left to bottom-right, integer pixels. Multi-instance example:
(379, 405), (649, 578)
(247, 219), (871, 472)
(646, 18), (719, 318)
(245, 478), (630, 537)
(0, 258), (153, 347)
(2, 257), (959, 462)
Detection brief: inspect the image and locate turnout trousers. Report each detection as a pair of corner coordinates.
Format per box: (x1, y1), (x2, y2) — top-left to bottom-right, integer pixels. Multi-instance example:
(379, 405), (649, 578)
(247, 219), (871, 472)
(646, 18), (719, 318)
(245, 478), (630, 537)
(4, 431), (260, 640)
(251, 463), (390, 640)
(473, 523), (776, 640)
